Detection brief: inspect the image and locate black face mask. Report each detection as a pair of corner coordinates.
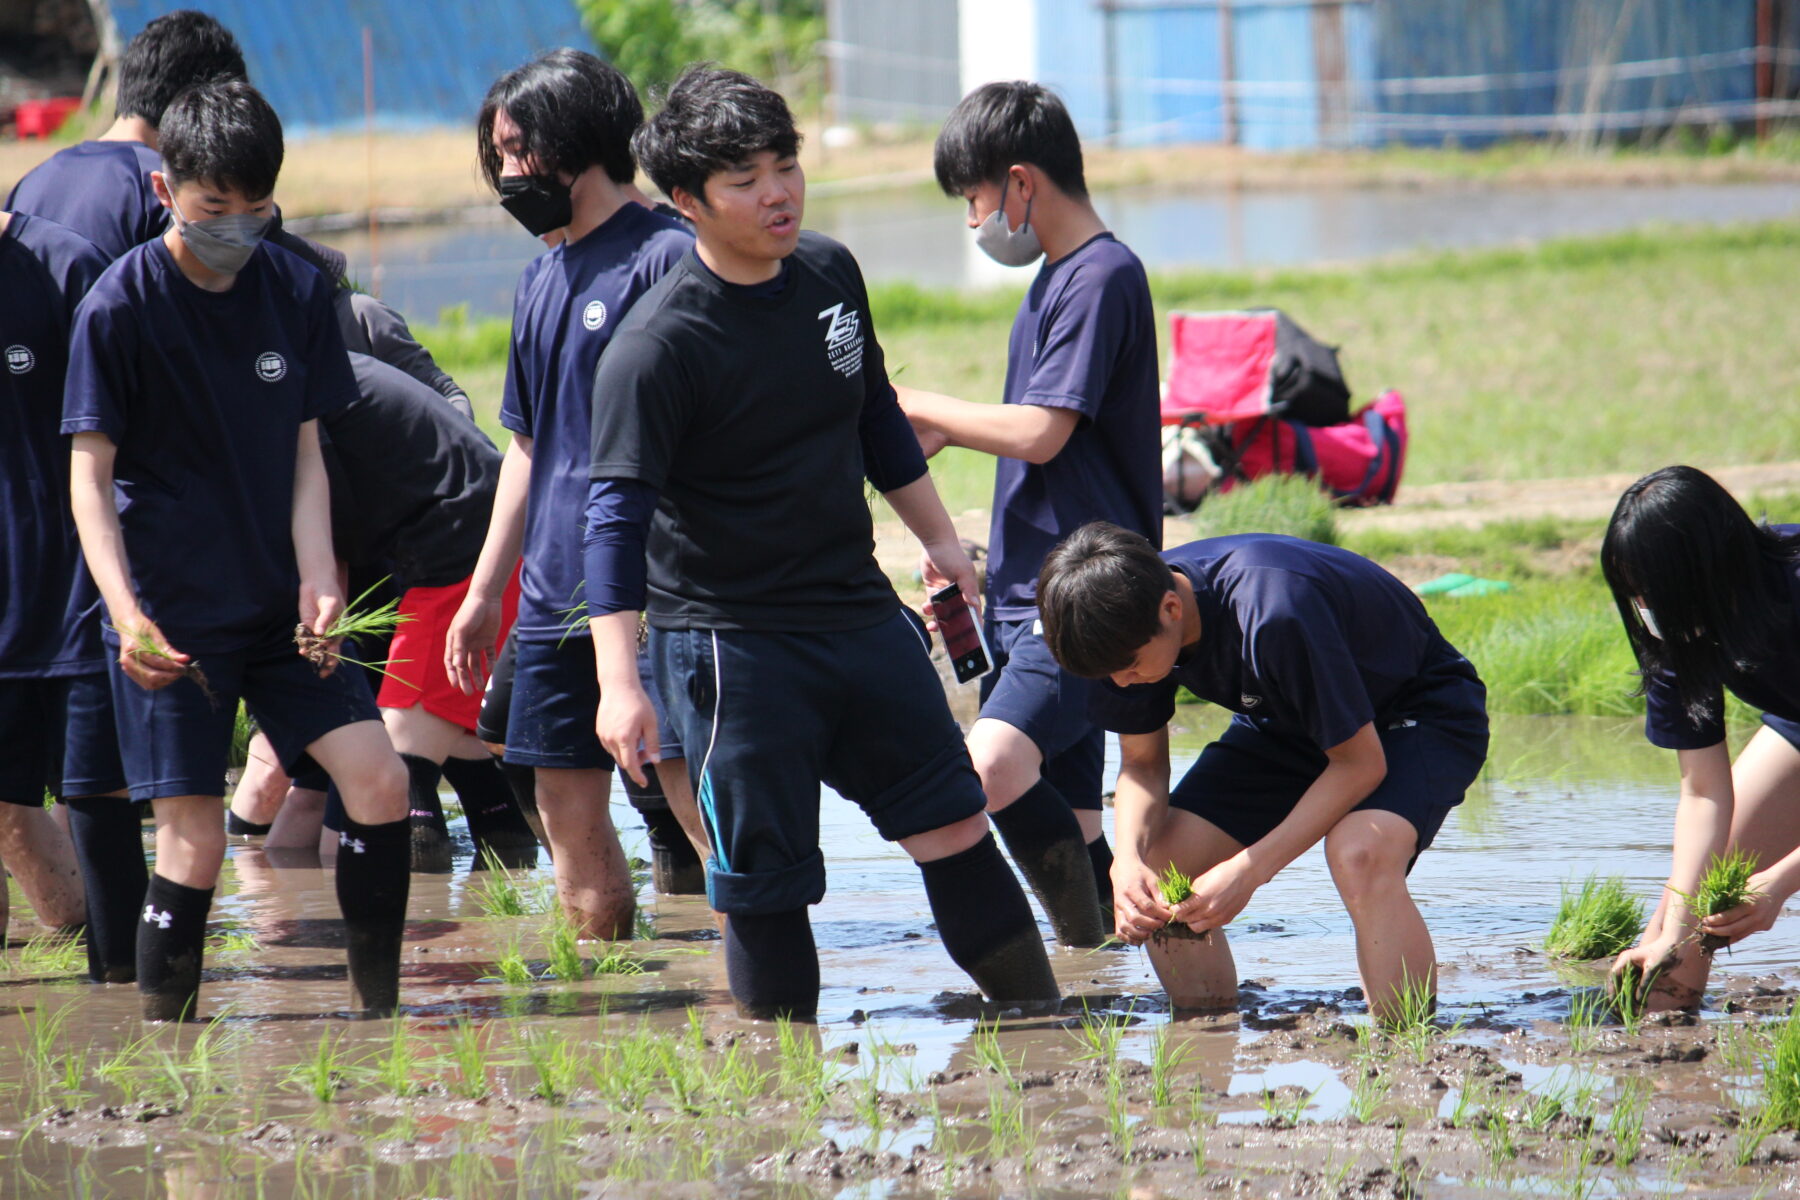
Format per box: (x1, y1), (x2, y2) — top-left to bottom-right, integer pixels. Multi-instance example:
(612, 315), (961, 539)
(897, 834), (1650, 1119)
(498, 173), (572, 237)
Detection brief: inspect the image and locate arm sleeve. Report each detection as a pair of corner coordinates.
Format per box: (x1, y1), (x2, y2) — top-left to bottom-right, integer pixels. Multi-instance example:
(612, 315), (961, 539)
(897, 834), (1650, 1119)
(1089, 678), (1181, 735)
(60, 296), (135, 441)
(300, 278), (359, 421)
(582, 478), (659, 615)
(588, 327), (692, 489)
(1019, 263), (1135, 421)
(1243, 576), (1374, 749)
(1643, 670), (1726, 749)
(852, 267), (927, 492)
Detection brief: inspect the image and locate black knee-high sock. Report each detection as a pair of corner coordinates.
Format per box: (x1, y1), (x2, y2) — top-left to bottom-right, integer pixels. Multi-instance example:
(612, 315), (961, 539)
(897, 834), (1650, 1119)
(400, 754), (445, 830)
(1086, 830), (1116, 912)
(919, 833), (1059, 1004)
(723, 908), (819, 1021)
(989, 779), (1107, 947)
(441, 756), (537, 845)
(65, 797), (148, 983)
(225, 811), (272, 836)
(138, 874), (212, 1021)
(334, 815), (411, 1016)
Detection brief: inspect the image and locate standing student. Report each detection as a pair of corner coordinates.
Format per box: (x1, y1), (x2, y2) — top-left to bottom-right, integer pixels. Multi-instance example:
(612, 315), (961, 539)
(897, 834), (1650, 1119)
(1603, 467), (1800, 1009)
(64, 81), (410, 1020)
(7, 10), (246, 261)
(444, 50), (700, 940)
(0, 210), (113, 955)
(900, 82), (1162, 947)
(1036, 523), (1487, 1020)
(587, 66), (1060, 1019)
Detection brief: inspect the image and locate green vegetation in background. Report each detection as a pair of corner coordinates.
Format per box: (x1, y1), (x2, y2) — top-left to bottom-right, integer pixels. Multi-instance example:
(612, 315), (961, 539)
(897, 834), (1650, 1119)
(1191, 474), (1339, 545)
(579, 0), (824, 108)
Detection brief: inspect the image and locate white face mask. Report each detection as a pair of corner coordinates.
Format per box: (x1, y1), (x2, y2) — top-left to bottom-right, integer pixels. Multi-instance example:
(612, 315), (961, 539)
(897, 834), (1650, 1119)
(1634, 602), (1663, 641)
(974, 175), (1042, 267)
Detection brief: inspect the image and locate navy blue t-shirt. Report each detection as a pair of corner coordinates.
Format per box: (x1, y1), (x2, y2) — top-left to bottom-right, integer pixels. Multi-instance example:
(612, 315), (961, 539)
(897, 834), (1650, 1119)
(989, 233), (1162, 620)
(1092, 535), (1474, 747)
(501, 202), (691, 641)
(6, 141), (166, 263)
(1643, 528), (1800, 750)
(0, 214), (110, 678)
(61, 238), (358, 654)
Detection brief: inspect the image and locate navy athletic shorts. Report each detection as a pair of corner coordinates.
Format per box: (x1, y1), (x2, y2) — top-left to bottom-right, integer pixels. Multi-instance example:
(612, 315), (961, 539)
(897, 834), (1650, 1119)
(0, 673), (127, 804)
(979, 616), (1105, 811)
(652, 608), (987, 915)
(501, 636), (682, 771)
(108, 624), (381, 804)
(1762, 711), (1800, 751)
(1170, 675), (1488, 870)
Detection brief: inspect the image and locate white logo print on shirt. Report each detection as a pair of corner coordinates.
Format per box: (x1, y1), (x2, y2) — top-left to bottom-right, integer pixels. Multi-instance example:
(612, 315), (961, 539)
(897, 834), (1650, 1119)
(583, 300), (607, 330)
(5, 344), (34, 374)
(255, 351), (287, 382)
(817, 302), (865, 377)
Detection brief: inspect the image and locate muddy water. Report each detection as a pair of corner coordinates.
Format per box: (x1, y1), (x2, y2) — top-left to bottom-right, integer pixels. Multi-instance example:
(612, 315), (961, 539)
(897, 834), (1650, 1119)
(5, 712), (1800, 1197)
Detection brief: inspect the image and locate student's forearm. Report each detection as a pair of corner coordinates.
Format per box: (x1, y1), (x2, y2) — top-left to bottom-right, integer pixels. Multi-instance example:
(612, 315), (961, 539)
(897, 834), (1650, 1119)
(587, 612), (644, 694)
(291, 420), (337, 586)
(1658, 742), (1735, 936)
(69, 435), (142, 624)
(883, 472), (960, 549)
(469, 435), (532, 599)
(1240, 724), (1386, 885)
(897, 386), (1076, 464)
(1113, 731), (1172, 863)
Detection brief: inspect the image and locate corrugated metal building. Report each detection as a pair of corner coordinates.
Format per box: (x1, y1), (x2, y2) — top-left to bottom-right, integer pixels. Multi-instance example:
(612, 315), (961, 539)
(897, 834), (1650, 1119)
(92, 0), (590, 134)
(828, 0), (1800, 149)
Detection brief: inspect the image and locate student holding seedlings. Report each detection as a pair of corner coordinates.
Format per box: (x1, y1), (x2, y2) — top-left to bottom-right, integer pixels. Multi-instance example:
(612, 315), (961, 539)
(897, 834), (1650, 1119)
(1604, 466), (1800, 1008)
(1036, 522), (1488, 1020)
(586, 65), (1060, 1019)
(898, 81), (1162, 948)
(444, 50), (700, 940)
(63, 81), (411, 1021)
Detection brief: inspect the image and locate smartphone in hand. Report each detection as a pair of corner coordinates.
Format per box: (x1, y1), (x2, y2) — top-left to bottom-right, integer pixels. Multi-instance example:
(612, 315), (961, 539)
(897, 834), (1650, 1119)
(931, 584), (993, 684)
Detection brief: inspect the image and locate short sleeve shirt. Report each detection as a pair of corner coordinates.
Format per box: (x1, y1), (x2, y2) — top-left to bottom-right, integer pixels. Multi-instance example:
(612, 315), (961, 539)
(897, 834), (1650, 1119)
(501, 202), (691, 640)
(1091, 535), (1464, 747)
(61, 238), (358, 653)
(6, 141), (167, 262)
(988, 233), (1163, 620)
(0, 214), (110, 677)
(1642, 529), (1800, 749)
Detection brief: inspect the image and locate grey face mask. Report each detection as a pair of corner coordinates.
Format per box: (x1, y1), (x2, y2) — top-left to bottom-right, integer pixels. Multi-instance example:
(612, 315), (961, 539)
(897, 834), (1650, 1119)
(974, 176), (1042, 267)
(170, 195), (271, 275)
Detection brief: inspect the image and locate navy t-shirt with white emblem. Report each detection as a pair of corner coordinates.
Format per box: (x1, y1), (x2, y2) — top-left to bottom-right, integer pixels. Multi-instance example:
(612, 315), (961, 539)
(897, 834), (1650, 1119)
(6, 141), (167, 262)
(61, 238), (359, 654)
(0, 213), (110, 677)
(1092, 535), (1481, 748)
(989, 233), (1162, 620)
(1642, 527), (1800, 750)
(501, 201), (691, 641)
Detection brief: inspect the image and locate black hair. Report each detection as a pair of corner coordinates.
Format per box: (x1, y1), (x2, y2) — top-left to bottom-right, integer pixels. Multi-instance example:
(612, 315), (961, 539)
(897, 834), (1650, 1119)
(1038, 522), (1176, 679)
(1600, 465), (1800, 727)
(158, 80), (283, 200)
(115, 10), (247, 128)
(632, 64), (801, 206)
(477, 49), (641, 189)
(933, 80), (1087, 200)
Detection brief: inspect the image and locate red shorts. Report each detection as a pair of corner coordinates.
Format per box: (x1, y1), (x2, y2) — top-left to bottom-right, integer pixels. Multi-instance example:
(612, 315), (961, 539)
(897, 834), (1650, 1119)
(376, 568), (522, 733)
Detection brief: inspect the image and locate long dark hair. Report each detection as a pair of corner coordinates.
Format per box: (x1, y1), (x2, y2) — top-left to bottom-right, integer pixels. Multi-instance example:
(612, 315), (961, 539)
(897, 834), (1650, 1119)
(1600, 465), (1800, 725)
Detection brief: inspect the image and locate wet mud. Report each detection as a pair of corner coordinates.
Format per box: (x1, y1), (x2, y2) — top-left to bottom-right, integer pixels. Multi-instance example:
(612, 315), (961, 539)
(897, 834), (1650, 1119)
(4, 713), (1800, 1197)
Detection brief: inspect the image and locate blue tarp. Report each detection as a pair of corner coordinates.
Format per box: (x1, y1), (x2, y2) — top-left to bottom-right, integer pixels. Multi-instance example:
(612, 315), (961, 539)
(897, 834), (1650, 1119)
(107, 1), (591, 134)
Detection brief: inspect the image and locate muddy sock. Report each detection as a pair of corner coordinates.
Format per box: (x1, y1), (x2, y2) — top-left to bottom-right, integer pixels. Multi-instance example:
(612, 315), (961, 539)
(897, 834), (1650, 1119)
(137, 874), (212, 1021)
(989, 780), (1106, 947)
(442, 756), (537, 847)
(334, 814), (410, 1016)
(723, 908), (819, 1021)
(65, 796), (149, 983)
(1086, 831), (1116, 913)
(400, 754), (451, 874)
(919, 833), (1059, 1004)
(225, 811), (272, 836)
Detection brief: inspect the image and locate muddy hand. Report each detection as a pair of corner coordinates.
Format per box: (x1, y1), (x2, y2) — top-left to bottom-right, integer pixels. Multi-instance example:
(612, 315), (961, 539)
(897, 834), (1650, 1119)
(298, 581), (344, 677)
(1112, 858), (1173, 945)
(1701, 876), (1786, 945)
(1172, 855), (1259, 935)
(118, 617), (191, 690)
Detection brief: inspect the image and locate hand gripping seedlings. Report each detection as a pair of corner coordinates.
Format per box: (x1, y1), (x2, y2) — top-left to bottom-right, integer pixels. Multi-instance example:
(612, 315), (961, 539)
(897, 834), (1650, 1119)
(1683, 849), (1762, 953)
(294, 578), (410, 677)
(114, 622), (215, 701)
(1152, 862), (1208, 945)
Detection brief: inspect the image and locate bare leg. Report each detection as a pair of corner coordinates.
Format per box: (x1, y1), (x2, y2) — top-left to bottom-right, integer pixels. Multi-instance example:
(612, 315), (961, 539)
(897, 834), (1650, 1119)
(1325, 809), (1432, 1024)
(263, 785), (327, 852)
(229, 731), (290, 828)
(0, 804), (86, 931)
(1138, 808), (1243, 1011)
(535, 766), (634, 940)
(654, 757), (711, 862)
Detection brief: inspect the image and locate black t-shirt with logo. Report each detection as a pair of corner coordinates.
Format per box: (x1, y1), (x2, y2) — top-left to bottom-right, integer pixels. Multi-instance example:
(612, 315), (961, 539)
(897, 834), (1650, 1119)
(588, 232), (927, 633)
(62, 238), (358, 653)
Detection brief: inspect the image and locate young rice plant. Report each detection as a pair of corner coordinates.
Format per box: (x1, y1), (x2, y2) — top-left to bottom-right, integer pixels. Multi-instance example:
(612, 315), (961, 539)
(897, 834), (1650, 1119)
(1545, 874), (1645, 960)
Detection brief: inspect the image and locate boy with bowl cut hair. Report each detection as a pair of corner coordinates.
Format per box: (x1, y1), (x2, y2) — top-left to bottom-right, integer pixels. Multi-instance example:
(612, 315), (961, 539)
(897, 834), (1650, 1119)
(587, 65), (1059, 1019)
(899, 81), (1162, 948)
(64, 80), (411, 1021)
(1037, 522), (1488, 1021)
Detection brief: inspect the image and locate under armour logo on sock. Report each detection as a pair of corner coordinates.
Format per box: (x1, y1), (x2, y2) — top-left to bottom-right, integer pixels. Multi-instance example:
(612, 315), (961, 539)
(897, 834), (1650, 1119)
(339, 832), (367, 854)
(143, 905), (173, 929)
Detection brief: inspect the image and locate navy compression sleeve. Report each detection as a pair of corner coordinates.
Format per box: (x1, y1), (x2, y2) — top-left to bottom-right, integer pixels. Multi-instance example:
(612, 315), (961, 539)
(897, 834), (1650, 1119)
(582, 478), (659, 615)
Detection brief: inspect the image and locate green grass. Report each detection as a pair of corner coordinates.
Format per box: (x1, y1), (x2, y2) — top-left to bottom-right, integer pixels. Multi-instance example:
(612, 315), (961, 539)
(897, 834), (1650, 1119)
(1689, 849), (1762, 922)
(1157, 862), (1194, 908)
(1192, 473), (1338, 545)
(1763, 1000), (1800, 1130)
(1545, 875), (1646, 961)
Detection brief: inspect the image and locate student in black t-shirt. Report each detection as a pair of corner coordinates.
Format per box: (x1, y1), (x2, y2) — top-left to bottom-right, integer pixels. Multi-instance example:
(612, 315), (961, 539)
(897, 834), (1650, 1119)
(1037, 523), (1487, 1021)
(586, 66), (1059, 1019)
(1603, 467), (1800, 1009)
(7, 11), (246, 261)
(64, 82), (411, 1021)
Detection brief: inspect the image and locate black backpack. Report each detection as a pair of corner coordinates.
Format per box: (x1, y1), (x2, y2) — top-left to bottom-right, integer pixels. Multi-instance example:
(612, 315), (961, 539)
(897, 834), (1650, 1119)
(1261, 309), (1351, 427)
